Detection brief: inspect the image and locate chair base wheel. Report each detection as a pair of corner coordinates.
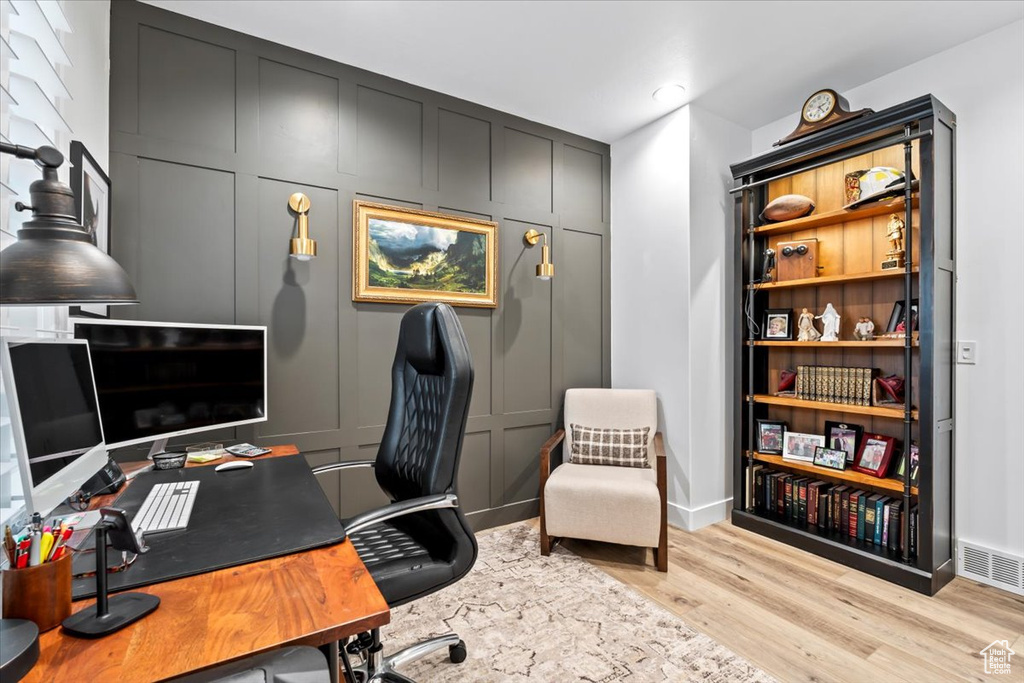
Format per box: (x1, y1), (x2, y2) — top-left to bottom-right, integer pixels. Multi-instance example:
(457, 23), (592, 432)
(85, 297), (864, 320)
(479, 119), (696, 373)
(448, 640), (467, 664)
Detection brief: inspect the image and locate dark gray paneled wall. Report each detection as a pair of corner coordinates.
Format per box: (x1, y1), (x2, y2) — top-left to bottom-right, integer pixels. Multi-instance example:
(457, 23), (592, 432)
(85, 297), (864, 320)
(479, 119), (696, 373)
(108, 1), (611, 528)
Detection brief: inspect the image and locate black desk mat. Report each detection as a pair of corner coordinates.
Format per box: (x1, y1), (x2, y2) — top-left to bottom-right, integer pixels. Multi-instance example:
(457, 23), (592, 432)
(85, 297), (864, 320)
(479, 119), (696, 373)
(72, 455), (345, 600)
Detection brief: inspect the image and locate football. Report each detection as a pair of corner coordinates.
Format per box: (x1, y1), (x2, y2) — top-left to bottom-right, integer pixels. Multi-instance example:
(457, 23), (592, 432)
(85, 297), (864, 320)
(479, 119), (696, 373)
(760, 194), (815, 222)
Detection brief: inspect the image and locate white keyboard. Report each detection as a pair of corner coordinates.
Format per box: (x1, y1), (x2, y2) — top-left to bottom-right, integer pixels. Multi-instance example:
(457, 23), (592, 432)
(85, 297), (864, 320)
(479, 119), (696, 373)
(131, 481), (199, 535)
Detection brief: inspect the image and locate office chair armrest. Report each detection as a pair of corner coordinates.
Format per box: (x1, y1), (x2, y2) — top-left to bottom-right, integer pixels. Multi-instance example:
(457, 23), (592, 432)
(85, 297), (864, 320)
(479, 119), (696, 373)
(345, 493), (459, 535)
(311, 460), (375, 475)
(538, 428), (565, 491)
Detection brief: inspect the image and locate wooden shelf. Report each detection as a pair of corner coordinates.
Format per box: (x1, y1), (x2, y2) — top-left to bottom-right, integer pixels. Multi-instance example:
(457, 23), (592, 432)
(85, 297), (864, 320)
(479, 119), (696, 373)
(748, 452), (918, 496)
(750, 394), (918, 421)
(749, 267), (918, 291)
(752, 196), (919, 236)
(751, 339), (917, 348)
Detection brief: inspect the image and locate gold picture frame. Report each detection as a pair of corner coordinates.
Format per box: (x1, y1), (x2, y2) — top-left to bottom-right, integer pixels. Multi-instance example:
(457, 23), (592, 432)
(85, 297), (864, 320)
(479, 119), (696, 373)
(353, 201), (498, 308)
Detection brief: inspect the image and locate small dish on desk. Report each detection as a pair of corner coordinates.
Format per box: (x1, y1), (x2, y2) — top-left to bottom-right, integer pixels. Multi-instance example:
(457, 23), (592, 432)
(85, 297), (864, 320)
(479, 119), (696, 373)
(152, 452), (187, 470)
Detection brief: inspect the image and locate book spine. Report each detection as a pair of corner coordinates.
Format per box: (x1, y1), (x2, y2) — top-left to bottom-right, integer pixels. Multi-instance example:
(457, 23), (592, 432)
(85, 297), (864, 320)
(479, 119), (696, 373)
(849, 491), (860, 539)
(841, 367), (852, 404)
(888, 503), (902, 552)
(785, 477), (794, 521)
(754, 468), (765, 512)
(808, 483), (819, 526)
(798, 480), (808, 524)
(818, 487), (831, 530)
(832, 486), (846, 533)
(856, 493), (867, 541)
(841, 489), (851, 536)
(864, 502), (877, 544)
(814, 366), (824, 402)
(882, 502), (891, 546)
(797, 365), (806, 399)
(874, 498), (888, 545)
(777, 475), (787, 517)
(827, 366), (837, 403)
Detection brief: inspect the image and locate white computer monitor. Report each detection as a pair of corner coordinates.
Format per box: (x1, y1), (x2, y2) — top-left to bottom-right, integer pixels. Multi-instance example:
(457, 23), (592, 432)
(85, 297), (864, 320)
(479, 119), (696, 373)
(71, 319), (267, 456)
(0, 338), (109, 521)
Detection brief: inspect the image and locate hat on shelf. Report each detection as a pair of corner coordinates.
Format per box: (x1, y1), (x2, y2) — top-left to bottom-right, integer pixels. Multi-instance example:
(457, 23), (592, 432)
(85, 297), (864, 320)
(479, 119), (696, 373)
(843, 166), (918, 210)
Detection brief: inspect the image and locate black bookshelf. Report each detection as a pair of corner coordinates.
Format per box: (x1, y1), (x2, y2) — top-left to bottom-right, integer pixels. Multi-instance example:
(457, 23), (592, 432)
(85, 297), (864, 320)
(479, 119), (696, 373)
(729, 95), (956, 596)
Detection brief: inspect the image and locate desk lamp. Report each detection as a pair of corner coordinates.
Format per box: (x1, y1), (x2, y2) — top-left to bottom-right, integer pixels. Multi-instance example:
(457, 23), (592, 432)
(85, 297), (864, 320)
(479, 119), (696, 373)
(0, 142), (138, 305)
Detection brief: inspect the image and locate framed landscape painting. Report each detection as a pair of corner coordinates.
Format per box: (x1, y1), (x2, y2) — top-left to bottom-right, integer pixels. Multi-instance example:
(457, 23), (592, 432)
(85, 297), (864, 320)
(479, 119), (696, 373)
(353, 201), (498, 308)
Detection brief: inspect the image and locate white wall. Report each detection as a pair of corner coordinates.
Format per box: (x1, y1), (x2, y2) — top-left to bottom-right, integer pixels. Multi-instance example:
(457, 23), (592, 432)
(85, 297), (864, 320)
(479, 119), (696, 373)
(753, 21), (1024, 560)
(611, 106), (692, 519)
(611, 104), (750, 529)
(685, 107), (750, 527)
(62, 0), (111, 171)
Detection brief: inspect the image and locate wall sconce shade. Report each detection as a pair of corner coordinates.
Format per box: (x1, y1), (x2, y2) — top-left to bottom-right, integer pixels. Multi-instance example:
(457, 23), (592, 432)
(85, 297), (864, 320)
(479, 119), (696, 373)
(288, 192), (317, 261)
(523, 229), (554, 281)
(0, 142), (139, 305)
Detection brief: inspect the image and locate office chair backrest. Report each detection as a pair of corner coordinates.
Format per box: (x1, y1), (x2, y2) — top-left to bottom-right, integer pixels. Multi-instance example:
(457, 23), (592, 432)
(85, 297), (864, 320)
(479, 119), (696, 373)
(375, 302), (474, 501)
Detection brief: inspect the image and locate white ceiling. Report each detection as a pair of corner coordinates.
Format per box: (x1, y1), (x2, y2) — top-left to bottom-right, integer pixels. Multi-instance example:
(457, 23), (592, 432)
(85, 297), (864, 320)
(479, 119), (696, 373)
(143, 1), (1023, 143)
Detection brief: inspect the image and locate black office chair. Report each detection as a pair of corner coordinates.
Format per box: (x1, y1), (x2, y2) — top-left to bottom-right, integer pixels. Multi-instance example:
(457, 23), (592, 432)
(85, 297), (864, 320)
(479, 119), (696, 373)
(313, 302), (477, 683)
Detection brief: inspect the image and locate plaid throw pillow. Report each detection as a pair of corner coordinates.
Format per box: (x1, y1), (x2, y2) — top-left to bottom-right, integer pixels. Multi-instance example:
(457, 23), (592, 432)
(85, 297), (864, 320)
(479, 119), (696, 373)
(569, 424), (651, 468)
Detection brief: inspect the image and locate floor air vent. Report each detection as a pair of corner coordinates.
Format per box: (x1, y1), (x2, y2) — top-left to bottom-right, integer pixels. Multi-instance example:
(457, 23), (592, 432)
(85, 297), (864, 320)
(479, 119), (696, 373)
(958, 542), (1024, 596)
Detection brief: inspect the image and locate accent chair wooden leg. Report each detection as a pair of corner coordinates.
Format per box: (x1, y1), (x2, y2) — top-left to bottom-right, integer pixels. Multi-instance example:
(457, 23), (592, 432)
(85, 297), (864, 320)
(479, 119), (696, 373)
(655, 539), (668, 572)
(540, 519), (551, 556)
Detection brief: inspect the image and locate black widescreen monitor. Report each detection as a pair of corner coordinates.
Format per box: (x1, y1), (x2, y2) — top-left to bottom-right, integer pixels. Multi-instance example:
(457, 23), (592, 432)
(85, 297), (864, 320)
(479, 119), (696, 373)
(72, 320), (267, 451)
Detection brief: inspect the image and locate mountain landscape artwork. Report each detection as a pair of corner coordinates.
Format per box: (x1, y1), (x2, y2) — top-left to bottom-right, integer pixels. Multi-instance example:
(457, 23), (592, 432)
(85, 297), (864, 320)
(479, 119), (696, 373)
(368, 219), (486, 294)
(354, 201), (498, 308)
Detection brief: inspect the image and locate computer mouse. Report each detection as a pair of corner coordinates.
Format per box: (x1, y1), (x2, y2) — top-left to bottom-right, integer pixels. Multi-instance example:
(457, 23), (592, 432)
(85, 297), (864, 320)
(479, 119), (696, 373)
(215, 461), (254, 472)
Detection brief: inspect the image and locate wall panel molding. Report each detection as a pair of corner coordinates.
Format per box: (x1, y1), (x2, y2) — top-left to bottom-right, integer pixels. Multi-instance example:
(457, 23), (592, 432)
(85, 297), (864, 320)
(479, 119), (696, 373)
(109, 0), (611, 526)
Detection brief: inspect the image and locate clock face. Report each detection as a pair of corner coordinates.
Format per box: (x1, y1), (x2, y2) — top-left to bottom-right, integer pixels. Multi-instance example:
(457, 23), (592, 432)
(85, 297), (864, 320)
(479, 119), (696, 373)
(803, 91), (836, 123)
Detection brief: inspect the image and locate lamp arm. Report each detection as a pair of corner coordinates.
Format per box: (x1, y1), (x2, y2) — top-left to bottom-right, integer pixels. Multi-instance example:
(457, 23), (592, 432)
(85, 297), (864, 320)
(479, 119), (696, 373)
(0, 142), (64, 169)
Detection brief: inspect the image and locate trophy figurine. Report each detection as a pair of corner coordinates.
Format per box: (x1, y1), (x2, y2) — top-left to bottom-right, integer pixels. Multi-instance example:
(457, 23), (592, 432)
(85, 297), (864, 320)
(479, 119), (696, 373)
(881, 213), (906, 270)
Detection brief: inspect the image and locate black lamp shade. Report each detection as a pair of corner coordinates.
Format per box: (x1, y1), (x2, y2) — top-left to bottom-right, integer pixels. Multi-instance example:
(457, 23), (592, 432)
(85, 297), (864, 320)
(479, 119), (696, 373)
(0, 143), (138, 306)
(0, 235), (138, 305)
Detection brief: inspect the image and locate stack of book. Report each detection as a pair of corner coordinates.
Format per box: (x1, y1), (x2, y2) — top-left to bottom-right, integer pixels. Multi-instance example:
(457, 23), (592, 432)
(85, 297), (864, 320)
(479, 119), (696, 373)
(752, 465), (917, 557)
(795, 365), (877, 405)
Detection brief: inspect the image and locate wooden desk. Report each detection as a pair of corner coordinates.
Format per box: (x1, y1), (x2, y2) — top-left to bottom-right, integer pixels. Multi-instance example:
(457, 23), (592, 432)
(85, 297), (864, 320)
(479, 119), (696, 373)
(22, 446), (389, 682)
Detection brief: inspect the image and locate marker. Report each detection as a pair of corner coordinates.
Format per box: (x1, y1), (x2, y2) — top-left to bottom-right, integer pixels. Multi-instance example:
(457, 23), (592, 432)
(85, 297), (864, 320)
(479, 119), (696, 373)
(49, 527), (73, 562)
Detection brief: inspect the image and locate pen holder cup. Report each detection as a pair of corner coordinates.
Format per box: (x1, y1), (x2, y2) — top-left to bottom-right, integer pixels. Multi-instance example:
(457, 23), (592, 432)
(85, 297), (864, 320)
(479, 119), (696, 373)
(2, 552), (72, 631)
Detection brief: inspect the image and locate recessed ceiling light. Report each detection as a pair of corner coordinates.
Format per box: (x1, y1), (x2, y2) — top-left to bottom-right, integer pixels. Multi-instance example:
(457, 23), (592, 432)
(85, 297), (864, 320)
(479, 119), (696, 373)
(652, 84), (686, 104)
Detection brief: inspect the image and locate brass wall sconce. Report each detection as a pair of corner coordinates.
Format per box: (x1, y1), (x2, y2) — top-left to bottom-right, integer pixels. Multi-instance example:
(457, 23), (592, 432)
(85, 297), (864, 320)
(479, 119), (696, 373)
(288, 192), (317, 261)
(523, 229), (554, 280)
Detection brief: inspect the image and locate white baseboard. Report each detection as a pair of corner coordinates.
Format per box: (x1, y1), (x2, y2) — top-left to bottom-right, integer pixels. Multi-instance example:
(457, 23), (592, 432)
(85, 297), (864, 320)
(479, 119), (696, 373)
(667, 497), (734, 531)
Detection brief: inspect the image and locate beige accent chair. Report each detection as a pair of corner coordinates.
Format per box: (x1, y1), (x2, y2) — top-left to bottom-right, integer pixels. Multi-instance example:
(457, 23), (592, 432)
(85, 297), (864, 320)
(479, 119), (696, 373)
(539, 388), (668, 571)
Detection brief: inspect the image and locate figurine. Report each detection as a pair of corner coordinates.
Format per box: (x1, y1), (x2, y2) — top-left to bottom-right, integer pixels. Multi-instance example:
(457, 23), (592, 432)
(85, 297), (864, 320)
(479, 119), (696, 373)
(797, 308), (821, 341)
(881, 213), (906, 270)
(816, 303), (841, 341)
(853, 317), (875, 341)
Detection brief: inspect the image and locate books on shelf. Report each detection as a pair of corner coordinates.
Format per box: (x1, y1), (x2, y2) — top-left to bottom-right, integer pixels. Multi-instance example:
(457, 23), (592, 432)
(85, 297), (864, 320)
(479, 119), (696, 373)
(752, 466), (915, 558)
(795, 365), (877, 405)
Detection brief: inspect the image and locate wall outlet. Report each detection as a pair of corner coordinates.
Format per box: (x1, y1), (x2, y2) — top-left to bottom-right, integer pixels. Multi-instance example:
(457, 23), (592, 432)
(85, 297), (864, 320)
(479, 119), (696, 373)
(956, 341), (977, 365)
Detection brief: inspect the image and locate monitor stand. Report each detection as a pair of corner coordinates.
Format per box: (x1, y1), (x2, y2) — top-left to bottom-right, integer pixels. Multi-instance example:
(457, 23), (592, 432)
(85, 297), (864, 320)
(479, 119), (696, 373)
(147, 438), (170, 459)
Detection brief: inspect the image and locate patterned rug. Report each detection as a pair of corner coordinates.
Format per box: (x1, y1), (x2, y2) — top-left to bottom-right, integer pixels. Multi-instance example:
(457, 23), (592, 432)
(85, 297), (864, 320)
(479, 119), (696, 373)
(384, 522), (775, 682)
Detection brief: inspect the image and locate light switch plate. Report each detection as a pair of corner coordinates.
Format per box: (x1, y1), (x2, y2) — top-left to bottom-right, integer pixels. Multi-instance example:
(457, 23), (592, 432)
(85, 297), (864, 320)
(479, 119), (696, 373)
(956, 341), (977, 365)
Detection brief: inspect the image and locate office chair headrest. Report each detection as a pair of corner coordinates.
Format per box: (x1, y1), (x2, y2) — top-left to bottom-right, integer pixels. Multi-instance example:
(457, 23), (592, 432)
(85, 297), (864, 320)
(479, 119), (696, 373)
(401, 302), (447, 375)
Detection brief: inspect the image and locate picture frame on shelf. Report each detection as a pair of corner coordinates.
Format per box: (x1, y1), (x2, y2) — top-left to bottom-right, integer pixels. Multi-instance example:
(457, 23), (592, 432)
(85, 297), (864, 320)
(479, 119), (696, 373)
(762, 308), (793, 340)
(782, 431), (825, 463)
(885, 298), (919, 334)
(853, 434), (897, 477)
(894, 443), (920, 486)
(812, 446), (848, 471)
(68, 140), (112, 319)
(756, 419), (787, 455)
(824, 420), (864, 464)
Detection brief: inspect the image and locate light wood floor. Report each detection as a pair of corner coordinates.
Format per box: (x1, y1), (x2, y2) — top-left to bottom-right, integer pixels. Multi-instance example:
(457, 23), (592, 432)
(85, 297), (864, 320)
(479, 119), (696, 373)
(538, 519), (1024, 682)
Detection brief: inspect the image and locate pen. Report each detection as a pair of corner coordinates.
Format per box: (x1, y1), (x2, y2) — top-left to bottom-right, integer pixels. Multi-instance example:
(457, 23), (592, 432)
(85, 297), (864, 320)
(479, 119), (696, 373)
(39, 526), (54, 563)
(49, 526), (73, 562)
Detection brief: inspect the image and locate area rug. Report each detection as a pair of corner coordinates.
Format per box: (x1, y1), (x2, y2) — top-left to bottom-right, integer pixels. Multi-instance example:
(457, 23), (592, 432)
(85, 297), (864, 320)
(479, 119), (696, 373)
(383, 522), (775, 682)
